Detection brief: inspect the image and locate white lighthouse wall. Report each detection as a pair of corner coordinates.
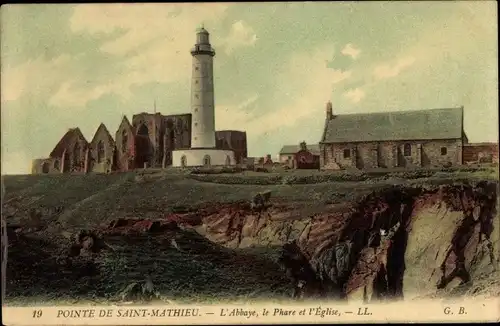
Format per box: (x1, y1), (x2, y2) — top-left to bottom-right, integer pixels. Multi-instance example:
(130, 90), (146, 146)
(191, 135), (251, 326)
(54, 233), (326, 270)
(191, 54), (216, 148)
(172, 149), (235, 167)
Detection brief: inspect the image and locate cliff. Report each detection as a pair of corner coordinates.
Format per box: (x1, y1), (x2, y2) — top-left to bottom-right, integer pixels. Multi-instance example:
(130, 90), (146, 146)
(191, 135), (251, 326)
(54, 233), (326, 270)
(2, 170), (499, 303)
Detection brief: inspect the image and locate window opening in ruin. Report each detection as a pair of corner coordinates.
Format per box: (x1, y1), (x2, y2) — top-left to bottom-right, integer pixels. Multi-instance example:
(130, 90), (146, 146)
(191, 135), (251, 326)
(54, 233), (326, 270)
(181, 155), (187, 167)
(169, 130), (175, 149)
(225, 155), (231, 166)
(97, 141), (105, 163)
(41, 162), (50, 174)
(403, 143), (411, 156)
(441, 147), (447, 155)
(73, 142), (80, 163)
(203, 155), (211, 167)
(343, 149), (350, 159)
(122, 130), (128, 152)
(137, 124), (149, 136)
(53, 160), (60, 171)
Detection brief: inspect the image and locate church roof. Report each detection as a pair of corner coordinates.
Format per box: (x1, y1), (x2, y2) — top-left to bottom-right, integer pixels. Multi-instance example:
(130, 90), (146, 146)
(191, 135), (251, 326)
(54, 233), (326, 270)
(321, 107), (464, 143)
(49, 128), (88, 158)
(279, 144), (320, 155)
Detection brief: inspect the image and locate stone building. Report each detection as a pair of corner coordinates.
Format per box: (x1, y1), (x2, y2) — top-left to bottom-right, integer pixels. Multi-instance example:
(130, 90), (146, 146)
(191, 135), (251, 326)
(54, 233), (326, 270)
(278, 143), (320, 164)
(319, 102), (467, 170)
(32, 128), (89, 174)
(215, 130), (248, 164)
(31, 112), (247, 174)
(463, 143), (499, 164)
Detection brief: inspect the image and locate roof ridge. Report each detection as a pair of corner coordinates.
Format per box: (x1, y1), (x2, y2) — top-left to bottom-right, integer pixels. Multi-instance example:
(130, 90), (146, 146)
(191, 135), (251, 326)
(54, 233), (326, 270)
(334, 107), (462, 117)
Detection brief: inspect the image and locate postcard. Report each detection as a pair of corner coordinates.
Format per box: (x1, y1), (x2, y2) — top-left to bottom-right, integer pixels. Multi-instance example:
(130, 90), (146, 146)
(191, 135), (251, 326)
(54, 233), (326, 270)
(1, 1), (499, 325)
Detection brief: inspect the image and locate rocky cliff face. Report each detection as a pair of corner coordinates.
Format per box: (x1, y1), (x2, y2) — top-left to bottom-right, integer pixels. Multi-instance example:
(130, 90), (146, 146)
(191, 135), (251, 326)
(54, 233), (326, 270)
(164, 181), (498, 302)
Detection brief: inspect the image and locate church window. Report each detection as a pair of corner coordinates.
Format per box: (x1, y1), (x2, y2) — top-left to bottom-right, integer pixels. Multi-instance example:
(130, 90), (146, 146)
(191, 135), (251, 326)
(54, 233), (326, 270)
(41, 162), (50, 174)
(195, 108), (198, 112)
(181, 155), (187, 167)
(195, 94), (199, 99)
(343, 149), (350, 159)
(73, 142), (80, 163)
(225, 155), (231, 166)
(122, 130), (128, 153)
(403, 143), (411, 156)
(195, 80), (199, 84)
(53, 160), (60, 171)
(203, 155), (211, 167)
(441, 147), (447, 155)
(97, 141), (105, 163)
(195, 66), (199, 71)
(194, 122), (198, 127)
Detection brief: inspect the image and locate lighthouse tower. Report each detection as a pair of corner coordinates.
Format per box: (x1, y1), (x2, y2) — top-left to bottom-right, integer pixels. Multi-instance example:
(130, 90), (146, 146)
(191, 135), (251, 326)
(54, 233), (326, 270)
(190, 26), (216, 148)
(172, 27), (235, 167)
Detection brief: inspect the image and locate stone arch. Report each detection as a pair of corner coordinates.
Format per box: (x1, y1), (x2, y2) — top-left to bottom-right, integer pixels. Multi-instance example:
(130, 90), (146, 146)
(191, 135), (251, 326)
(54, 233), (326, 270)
(53, 160), (60, 171)
(135, 123), (151, 168)
(122, 130), (128, 153)
(225, 155), (231, 166)
(73, 141), (80, 164)
(181, 155), (187, 168)
(41, 162), (50, 174)
(137, 123), (149, 136)
(63, 151), (71, 173)
(203, 155), (211, 167)
(97, 141), (105, 163)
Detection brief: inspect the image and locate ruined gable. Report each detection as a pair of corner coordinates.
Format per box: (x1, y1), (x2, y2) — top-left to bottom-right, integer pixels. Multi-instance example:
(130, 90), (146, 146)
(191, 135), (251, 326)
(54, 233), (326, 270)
(89, 123), (116, 173)
(49, 128), (89, 173)
(115, 116), (135, 171)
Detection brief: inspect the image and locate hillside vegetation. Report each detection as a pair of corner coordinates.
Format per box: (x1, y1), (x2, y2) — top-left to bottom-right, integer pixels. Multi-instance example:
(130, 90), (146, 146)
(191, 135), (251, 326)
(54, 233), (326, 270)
(2, 167), (498, 304)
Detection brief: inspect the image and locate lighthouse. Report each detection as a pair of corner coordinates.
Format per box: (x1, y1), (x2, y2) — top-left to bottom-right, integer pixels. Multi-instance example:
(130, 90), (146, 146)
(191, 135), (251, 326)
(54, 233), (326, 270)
(172, 27), (236, 167)
(190, 26), (216, 148)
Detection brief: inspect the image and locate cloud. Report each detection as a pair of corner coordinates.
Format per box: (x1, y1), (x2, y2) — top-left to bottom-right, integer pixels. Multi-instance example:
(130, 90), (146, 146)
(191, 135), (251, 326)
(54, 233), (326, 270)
(344, 88), (365, 103)
(220, 20), (258, 54)
(341, 43), (361, 60)
(1, 55), (72, 103)
(56, 3), (232, 108)
(215, 94), (259, 130)
(373, 56), (416, 80)
(215, 45), (352, 137)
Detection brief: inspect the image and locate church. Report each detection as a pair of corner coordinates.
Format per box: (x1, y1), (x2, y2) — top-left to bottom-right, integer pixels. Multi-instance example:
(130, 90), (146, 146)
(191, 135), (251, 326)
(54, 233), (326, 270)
(31, 27), (248, 174)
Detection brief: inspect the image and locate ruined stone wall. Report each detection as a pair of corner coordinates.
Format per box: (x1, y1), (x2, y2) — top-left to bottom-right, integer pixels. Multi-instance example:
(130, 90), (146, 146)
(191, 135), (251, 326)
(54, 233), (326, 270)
(89, 130), (116, 173)
(216, 130), (247, 164)
(162, 114), (192, 167)
(463, 143), (499, 164)
(64, 139), (88, 173)
(31, 158), (61, 174)
(115, 123), (135, 172)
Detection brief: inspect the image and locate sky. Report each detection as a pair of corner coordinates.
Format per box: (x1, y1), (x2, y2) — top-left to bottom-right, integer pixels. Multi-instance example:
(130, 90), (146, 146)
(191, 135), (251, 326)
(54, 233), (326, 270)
(1, 1), (498, 175)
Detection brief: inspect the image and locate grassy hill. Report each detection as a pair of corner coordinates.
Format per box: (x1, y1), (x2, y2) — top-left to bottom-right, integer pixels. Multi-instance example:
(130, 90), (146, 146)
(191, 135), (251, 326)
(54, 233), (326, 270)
(2, 167), (498, 305)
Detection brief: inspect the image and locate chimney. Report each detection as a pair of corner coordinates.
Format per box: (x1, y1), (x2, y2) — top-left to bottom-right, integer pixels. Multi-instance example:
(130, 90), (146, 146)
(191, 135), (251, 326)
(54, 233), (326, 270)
(326, 101), (333, 120)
